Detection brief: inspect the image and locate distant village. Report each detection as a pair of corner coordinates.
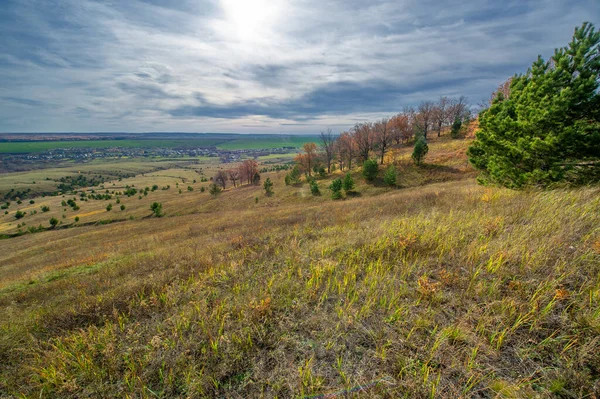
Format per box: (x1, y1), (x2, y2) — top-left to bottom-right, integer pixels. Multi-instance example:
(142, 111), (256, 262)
(1, 145), (299, 169)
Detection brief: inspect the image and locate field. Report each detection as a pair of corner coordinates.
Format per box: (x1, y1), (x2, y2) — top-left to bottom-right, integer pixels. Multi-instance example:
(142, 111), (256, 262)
(0, 134), (599, 398)
(0, 134), (316, 154)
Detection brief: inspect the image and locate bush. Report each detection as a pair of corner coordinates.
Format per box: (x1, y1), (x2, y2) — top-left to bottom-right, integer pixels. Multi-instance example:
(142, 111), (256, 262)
(342, 173), (355, 192)
(362, 159), (379, 181)
(150, 202), (163, 217)
(200, 186), (206, 193)
(412, 136), (429, 165)
(384, 165), (397, 186)
(106, 204), (113, 211)
(49, 217), (59, 228)
(285, 165), (302, 185)
(14, 210), (25, 220)
(187, 186), (193, 192)
(263, 178), (273, 196)
(41, 206), (50, 212)
(74, 216), (80, 222)
(450, 118), (462, 139)
(329, 178), (343, 200)
(310, 180), (320, 196)
(209, 184), (222, 198)
(120, 204), (126, 211)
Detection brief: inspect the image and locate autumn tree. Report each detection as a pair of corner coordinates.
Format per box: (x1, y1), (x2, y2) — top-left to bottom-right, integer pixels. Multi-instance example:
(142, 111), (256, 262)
(415, 101), (435, 139)
(374, 118), (393, 164)
(319, 129), (336, 174)
(227, 169), (240, 187)
(239, 160), (258, 185)
(353, 122), (374, 162)
(214, 170), (228, 189)
(302, 142), (318, 176)
(337, 131), (355, 171)
(389, 113), (411, 144)
(433, 96), (450, 137)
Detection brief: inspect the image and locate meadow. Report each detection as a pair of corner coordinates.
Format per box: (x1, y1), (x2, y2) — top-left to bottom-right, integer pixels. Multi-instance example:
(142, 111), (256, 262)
(0, 134), (599, 398)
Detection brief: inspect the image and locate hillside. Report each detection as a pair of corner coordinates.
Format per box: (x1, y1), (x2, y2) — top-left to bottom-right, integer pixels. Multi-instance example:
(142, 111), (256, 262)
(1, 135), (599, 398)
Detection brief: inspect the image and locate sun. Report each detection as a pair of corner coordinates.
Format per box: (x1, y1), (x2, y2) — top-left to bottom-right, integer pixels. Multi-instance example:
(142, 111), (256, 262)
(220, 0), (281, 42)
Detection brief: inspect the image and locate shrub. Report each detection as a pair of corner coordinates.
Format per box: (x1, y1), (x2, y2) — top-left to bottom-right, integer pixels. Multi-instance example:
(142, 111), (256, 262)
(209, 184), (222, 198)
(150, 202), (163, 217)
(200, 186), (205, 193)
(187, 186), (193, 192)
(49, 217), (59, 228)
(342, 173), (355, 192)
(362, 159), (379, 181)
(384, 165), (397, 186)
(450, 117), (462, 139)
(329, 178), (343, 200)
(412, 135), (429, 165)
(29, 200), (35, 204)
(106, 204), (113, 211)
(263, 178), (273, 196)
(120, 204), (126, 211)
(310, 180), (320, 196)
(286, 165), (302, 185)
(74, 216), (80, 222)
(14, 210), (25, 220)
(41, 206), (50, 212)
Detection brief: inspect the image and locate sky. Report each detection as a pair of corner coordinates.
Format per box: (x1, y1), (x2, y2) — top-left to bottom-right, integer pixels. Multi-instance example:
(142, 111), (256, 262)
(0, 0), (598, 134)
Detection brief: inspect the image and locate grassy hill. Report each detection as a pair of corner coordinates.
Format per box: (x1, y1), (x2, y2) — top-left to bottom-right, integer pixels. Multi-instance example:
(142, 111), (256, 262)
(1, 135), (599, 398)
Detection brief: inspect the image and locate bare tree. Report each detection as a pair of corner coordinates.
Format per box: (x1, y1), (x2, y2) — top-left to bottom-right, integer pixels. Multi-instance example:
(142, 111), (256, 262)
(227, 169), (240, 187)
(214, 170), (228, 189)
(374, 118), (392, 164)
(449, 96), (470, 124)
(433, 96), (450, 137)
(353, 122), (374, 162)
(337, 131), (355, 170)
(239, 160), (258, 185)
(319, 129), (336, 174)
(415, 101), (435, 138)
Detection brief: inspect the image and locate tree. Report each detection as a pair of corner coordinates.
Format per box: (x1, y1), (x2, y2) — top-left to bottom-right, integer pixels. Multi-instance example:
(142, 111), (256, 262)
(362, 159), (379, 181)
(14, 210), (25, 219)
(353, 122), (374, 162)
(448, 96), (470, 126)
(252, 172), (261, 185)
(150, 202), (163, 217)
(374, 118), (392, 164)
(468, 22), (600, 188)
(285, 165), (302, 185)
(296, 143), (318, 176)
(337, 131), (355, 170)
(342, 173), (355, 192)
(384, 165), (397, 186)
(227, 169), (240, 187)
(433, 96), (450, 137)
(120, 204), (126, 211)
(106, 204), (112, 211)
(41, 206), (50, 212)
(319, 129), (336, 173)
(263, 177), (273, 196)
(49, 217), (59, 228)
(329, 178), (343, 200)
(389, 113), (411, 144)
(310, 180), (320, 196)
(214, 170), (228, 189)
(412, 135), (429, 165)
(208, 183), (222, 198)
(239, 160), (259, 185)
(450, 118), (462, 139)
(415, 101), (435, 139)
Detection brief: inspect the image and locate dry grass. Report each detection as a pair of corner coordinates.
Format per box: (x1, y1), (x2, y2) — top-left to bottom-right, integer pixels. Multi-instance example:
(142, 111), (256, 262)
(1, 136), (599, 398)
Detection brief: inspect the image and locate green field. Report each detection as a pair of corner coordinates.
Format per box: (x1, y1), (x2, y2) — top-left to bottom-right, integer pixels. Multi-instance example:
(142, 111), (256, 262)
(216, 135), (315, 149)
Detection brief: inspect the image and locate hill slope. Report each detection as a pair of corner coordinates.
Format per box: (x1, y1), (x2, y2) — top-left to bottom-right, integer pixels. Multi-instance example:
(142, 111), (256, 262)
(1, 137), (599, 398)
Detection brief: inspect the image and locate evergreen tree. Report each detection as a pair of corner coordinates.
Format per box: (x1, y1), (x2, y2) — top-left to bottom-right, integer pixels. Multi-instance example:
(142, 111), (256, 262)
(450, 117), (462, 139)
(362, 159), (379, 181)
(150, 202), (163, 217)
(384, 165), (397, 186)
(468, 22), (600, 188)
(342, 173), (355, 192)
(310, 180), (320, 196)
(329, 178), (343, 200)
(412, 135), (429, 165)
(208, 184), (222, 198)
(263, 178), (273, 196)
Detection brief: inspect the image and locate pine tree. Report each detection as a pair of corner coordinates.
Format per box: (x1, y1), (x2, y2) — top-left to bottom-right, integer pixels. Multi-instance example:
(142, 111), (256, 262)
(329, 178), (343, 200)
(383, 165), (397, 186)
(263, 178), (273, 196)
(342, 173), (355, 192)
(412, 135), (429, 165)
(362, 159), (379, 181)
(468, 22), (600, 188)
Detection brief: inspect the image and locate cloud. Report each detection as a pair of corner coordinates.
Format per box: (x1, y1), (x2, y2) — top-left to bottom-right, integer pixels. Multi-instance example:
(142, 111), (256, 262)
(0, 0), (598, 133)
